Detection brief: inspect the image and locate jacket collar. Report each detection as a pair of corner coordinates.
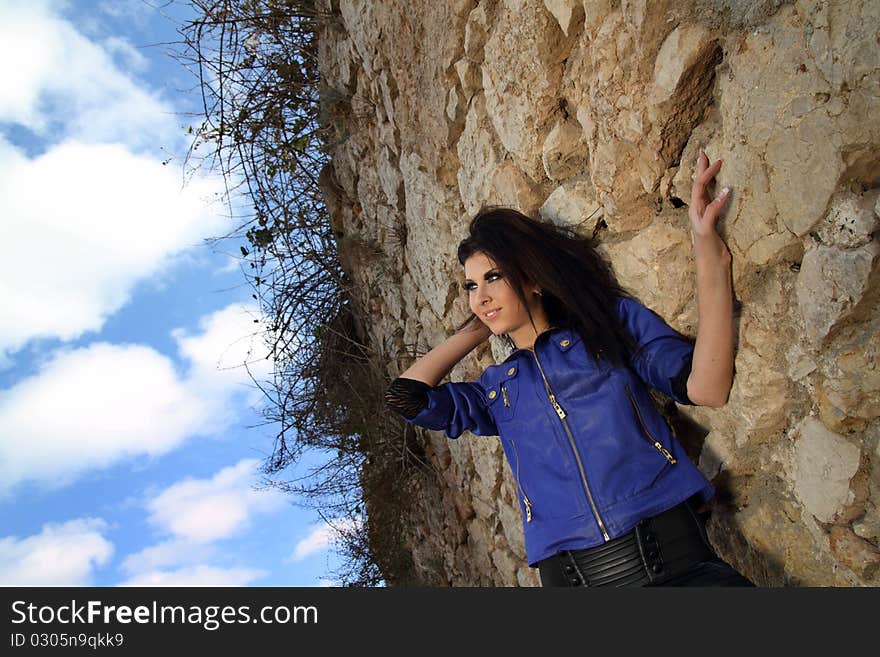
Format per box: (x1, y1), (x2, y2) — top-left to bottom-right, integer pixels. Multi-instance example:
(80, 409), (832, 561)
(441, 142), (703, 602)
(502, 326), (578, 363)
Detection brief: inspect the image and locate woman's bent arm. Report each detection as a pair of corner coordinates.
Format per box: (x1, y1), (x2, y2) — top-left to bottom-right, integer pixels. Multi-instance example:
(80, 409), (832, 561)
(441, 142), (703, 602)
(398, 320), (492, 386)
(687, 151), (735, 407)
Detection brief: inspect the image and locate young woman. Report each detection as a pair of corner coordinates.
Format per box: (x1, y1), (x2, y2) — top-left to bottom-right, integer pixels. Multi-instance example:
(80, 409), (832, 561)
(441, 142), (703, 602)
(385, 152), (754, 587)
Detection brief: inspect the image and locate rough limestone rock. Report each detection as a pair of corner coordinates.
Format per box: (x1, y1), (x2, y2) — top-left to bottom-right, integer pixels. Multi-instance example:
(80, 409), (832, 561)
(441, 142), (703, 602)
(795, 241), (880, 346)
(790, 417), (861, 524)
(539, 176), (603, 234)
(318, 0), (880, 586)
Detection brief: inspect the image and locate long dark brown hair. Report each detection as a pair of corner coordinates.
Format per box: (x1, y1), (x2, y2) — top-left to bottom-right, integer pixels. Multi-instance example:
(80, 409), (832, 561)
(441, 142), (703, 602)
(455, 206), (640, 368)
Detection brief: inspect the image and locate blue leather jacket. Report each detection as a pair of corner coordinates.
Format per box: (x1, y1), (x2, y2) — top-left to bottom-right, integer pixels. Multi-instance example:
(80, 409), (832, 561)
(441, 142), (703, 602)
(403, 296), (715, 567)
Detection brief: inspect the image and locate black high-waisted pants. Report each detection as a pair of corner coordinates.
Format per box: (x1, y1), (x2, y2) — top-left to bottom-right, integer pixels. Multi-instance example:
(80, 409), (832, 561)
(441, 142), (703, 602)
(536, 498), (755, 587)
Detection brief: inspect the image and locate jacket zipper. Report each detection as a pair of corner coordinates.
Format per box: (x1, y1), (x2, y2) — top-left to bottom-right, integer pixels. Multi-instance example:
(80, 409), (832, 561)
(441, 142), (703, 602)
(510, 439), (532, 522)
(528, 347), (610, 541)
(624, 383), (676, 464)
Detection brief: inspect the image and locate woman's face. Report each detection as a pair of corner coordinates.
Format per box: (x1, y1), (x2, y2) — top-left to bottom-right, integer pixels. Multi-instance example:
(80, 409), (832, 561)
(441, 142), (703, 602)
(463, 251), (548, 348)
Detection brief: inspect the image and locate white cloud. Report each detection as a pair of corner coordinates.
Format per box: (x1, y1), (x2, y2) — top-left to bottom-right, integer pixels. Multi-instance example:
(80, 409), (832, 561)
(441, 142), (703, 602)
(172, 304), (275, 398)
(0, 343), (217, 495)
(0, 517), (113, 586)
(119, 538), (218, 575)
(118, 460), (284, 585)
(118, 565), (266, 587)
(97, 0), (154, 26)
(0, 1), (235, 365)
(144, 459), (284, 543)
(0, 138), (227, 365)
(288, 517), (363, 562)
(0, 0), (175, 148)
(101, 36), (149, 73)
(0, 304), (273, 496)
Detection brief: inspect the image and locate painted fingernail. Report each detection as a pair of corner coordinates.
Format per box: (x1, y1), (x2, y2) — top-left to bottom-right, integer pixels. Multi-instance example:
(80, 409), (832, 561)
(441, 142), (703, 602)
(722, 186), (730, 195)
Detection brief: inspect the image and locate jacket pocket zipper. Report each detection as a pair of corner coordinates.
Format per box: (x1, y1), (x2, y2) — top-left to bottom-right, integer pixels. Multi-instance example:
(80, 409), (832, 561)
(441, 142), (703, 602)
(624, 383), (676, 464)
(501, 384), (510, 407)
(510, 439), (532, 522)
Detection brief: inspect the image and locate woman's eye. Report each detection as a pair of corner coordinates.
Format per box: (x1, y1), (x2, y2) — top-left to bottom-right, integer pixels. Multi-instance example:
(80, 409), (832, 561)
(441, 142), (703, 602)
(463, 272), (501, 291)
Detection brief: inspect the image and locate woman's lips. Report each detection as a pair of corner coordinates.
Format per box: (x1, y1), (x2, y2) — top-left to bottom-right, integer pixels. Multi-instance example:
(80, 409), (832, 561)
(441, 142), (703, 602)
(484, 308), (501, 321)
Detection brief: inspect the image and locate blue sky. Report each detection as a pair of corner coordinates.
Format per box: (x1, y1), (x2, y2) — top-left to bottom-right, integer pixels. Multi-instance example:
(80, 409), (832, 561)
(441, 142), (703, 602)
(0, 0), (355, 586)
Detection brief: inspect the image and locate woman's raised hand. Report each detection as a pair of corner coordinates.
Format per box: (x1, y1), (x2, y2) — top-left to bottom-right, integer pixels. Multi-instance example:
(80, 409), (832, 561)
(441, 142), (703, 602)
(690, 150), (730, 241)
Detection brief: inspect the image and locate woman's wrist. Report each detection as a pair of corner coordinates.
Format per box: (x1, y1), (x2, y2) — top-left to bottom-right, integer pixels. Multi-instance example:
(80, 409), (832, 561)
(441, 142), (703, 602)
(452, 320), (492, 348)
(692, 232), (731, 263)
(454, 314), (491, 337)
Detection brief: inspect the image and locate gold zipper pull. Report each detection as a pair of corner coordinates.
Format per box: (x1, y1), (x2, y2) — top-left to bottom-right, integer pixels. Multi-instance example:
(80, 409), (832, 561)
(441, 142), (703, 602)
(654, 441), (677, 464)
(501, 384), (510, 407)
(512, 438), (533, 522)
(549, 393), (566, 419)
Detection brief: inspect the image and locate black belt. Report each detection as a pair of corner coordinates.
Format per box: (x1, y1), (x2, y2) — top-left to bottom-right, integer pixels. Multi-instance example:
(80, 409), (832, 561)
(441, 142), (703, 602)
(537, 498), (716, 587)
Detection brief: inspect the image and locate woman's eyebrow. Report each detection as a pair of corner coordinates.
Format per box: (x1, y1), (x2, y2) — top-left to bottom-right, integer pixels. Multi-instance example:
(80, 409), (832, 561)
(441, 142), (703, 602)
(463, 268), (499, 283)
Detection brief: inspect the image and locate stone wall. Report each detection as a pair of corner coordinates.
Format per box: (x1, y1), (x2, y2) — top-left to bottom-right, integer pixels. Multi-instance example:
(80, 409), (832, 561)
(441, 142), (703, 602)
(317, 0), (880, 586)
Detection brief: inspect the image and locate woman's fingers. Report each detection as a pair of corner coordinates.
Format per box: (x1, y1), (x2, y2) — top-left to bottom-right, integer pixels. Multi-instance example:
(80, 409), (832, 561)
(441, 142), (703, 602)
(694, 154), (722, 189)
(691, 151), (723, 213)
(690, 150), (730, 236)
(696, 149), (708, 175)
(694, 186), (730, 234)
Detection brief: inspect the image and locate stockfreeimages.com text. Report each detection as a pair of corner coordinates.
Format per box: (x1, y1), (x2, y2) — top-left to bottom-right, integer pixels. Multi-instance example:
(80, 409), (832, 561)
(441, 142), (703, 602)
(11, 600), (317, 631)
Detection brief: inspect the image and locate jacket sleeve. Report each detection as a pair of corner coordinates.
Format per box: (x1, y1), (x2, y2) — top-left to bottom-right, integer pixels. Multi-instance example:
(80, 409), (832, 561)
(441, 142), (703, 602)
(616, 297), (696, 405)
(384, 377), (499, 439)
(385, 377), (431, 420)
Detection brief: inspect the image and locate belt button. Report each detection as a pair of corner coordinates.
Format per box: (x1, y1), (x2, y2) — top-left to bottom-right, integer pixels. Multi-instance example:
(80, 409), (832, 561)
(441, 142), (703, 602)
(569, 577), (582, 586)
(651, 563), (664, 574)
(645, 533), (657, 544)
(564, 564), (575, 574)
(646, 548), (659, 560)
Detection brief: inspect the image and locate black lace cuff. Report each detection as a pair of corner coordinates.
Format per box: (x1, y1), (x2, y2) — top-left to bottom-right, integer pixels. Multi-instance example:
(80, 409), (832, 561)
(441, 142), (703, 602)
(671, 355), (695, 405)
(385, 377), (432, 420)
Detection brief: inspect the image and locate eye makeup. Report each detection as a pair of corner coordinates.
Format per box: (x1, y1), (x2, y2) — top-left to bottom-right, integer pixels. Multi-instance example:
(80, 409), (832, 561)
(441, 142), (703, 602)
(463, 270), (503, 291)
